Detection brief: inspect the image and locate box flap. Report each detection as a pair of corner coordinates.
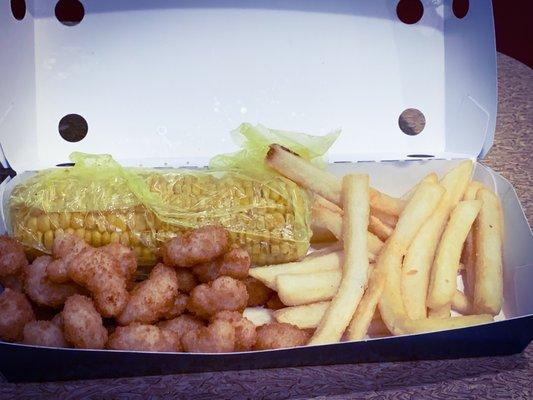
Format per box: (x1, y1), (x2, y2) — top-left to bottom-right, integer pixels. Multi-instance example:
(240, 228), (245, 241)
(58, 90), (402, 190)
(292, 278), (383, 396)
(0, 0), (496, 171)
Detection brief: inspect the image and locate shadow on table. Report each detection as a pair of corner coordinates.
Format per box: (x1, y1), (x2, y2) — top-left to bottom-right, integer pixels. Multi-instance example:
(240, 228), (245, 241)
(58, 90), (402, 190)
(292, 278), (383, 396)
(1, 350), (530, 399)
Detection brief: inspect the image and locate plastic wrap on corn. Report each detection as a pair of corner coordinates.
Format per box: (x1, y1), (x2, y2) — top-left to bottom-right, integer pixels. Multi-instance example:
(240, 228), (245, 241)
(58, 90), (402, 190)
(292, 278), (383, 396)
(7, 124), (338, 266)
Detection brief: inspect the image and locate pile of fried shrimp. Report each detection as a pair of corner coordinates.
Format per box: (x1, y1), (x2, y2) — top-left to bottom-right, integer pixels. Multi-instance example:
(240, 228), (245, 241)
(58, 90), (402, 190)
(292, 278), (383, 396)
(0, 227), (309, 352)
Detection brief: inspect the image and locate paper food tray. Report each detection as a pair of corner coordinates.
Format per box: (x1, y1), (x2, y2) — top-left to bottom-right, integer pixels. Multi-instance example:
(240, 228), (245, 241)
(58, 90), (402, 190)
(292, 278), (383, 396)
(0, 0), (531, 382)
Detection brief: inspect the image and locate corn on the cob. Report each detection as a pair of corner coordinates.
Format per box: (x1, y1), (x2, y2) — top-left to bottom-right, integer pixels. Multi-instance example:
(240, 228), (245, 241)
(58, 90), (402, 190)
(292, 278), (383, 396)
(10, 172), (311, 266)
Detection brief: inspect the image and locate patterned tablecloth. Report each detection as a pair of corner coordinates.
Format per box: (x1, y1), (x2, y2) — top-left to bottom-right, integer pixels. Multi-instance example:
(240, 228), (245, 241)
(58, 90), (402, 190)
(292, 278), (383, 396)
(0, 53), (531, 399)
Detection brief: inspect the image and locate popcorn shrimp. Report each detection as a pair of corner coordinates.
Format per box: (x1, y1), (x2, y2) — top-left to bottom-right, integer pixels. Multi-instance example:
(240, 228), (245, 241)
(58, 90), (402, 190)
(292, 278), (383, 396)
(253, 322), (310, 350)
(107, 323), (181, 352)
(212, 311), (256, 351)
(181, 319), (235, 353)
(23, 320), (67, 348)
(162, 225), (229, 267)
(0, 236), (27, 278)
(0, 288), (34, 342)
(62, 294), (108, 349)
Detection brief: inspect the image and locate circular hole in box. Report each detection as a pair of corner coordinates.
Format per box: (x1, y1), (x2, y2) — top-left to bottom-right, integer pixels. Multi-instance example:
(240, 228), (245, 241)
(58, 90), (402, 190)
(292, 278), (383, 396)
(396, 0), (424, 25)
(452, 0), (469, 19)
(58, 114), (88, 142)
(11, 0), (26, 21)
(55, 0), (85, 26)
(399, 108), (426, 135)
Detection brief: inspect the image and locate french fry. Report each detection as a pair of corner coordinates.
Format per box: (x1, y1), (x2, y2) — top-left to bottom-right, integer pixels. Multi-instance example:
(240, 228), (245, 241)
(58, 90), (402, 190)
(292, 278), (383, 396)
(266, 144), (406, 215)
(461, 181), (485, 297)
(369, 215), (393, 241)
(310, 174), (370, 344)
(249, 250), (343, 290)
(312, 194), (342, 214)
(346, 266), (387, 340)
(473, 188), (503, 315)
(401, 172), (439, 201)
(275, 302), (389, 336)
(276, 270), (341, 306)
(451, 290), (472, 315)
(267, 144), (343, 204)
(426, 200), (481, 310)
(402, 161), (474, 319)
(274, 302), (329, 329)
(312, 204), (383, 256)
(371, 210), (398, 228)
(378, 182), (445, 335)
(243, 307), (274, 326)
(428, 305), (451, 319)
(399, 314), (493, 334)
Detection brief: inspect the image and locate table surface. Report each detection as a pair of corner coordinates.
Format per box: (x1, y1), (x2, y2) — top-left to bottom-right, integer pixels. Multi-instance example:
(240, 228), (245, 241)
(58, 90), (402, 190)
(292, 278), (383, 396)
(1, 53), (531, 400)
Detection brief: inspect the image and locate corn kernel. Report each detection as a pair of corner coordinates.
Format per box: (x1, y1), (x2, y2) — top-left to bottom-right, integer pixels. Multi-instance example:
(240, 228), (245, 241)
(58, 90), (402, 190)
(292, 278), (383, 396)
(43, 230), (54, 249)
(75, 228), (85, 239)
(71, 213), (84, 229)
(49, 213), (60, 229)
(101, 231), (111, 245)
(59, 213), (71, 229)
(65, 228), (75, 235)
(110, 232), (120, 244)
(37, 215), (51, 232)
(92, 231), (102, 247)
(27, 217), (38, 232)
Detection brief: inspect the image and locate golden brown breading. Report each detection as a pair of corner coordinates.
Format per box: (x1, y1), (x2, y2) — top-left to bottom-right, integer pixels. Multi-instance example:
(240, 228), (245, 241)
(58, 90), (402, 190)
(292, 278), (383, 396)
(157, 314), (204, 340)
(266, 293), (285, 310)
(175, 269), (198, 293)
(212, 311), (256, 351)
(24, 256), (80, 308)
(0, 288), (34, 342)
(51, 312), (63, 327)
(67, 248), (128, 317)
(107, 323), (181, 352)
(62, 294), (108, 349)
(117, 264), (178, 325)
(47, 233), (88, 283)
(243, 276), (273, 307)
(181, 319), (235, 353)
(187, 276), (248, 319)
(160, 293), (188, 320)
(0, 274), (24, 292)
(192, 246), (250, 283)
(0, 236), (27, 278)
(162, 225), (229, 267)
(23, 320), (67, 348)
(253, 322), (310, 350)
(101, 243), (137, 282)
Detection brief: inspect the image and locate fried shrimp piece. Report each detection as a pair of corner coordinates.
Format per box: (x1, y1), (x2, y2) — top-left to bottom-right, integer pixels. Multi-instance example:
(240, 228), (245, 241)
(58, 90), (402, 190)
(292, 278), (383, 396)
(187, 276), (248, 319)
(253, 322), (310, 350)
(51, 312), (63, 327)
(117, 264), (178, 325)
(0, 274), (24, 292)
(160, 293), (188, 320)
(192, 246), (251, 283)
(68, 248), (128, 317)
(23, 320), (67, 348)
(0, 235), (28, 277)
(47, 233), (89, 283)
(107, 323), (181, 352)
(243, 276), (273, 307)
(175, 269), (198, 293)
(181, 319), (235, 353)
(0, 289), (34, 342)
(24, 256), (80, 308)
(101, 243), (137, 283)
(212, 311), (256, 351)
(157, 314), (204, 340)
(162, 225), (229, 267)
(62, 294), (108, 349)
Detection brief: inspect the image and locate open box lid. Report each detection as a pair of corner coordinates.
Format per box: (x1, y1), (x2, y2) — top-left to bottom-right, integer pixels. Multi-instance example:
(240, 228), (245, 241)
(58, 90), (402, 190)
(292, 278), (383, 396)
(0, 0), (496, 172)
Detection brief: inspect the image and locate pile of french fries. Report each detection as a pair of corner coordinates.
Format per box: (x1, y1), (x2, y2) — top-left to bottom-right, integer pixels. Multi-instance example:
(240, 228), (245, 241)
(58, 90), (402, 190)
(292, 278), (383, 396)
(249, 145), (504, 344)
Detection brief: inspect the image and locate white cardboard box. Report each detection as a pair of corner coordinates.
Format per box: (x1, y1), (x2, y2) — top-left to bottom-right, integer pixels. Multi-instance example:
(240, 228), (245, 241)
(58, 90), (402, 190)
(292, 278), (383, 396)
(0, 0), (531, 382)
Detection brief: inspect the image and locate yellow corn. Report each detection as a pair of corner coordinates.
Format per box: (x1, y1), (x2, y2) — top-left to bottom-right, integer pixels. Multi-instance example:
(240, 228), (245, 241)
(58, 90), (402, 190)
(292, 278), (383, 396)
(10, 173), (310, 266)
